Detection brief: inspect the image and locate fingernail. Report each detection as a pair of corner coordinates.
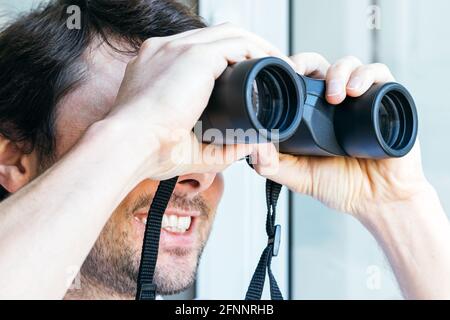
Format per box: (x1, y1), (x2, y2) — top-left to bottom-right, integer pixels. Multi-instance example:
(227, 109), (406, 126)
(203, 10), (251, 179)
(347, 76), (363, 90)
(327, 79), (344, 96)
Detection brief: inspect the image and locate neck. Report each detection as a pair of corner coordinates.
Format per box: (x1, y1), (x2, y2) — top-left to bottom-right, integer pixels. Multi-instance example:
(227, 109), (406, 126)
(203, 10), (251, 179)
(64, 274), (134, 300)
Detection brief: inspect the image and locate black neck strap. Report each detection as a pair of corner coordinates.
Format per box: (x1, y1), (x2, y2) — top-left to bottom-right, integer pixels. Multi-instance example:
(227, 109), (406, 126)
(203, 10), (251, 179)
(245, 179), (283, 300)
(135, 176), (178, 300)
(135, 177), (283, 300)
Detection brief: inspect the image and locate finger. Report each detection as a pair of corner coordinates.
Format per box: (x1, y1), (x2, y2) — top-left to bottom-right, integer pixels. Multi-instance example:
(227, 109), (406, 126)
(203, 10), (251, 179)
(172, 22), (295, 68)
(138, 23), (294, 71)
(250, 144), (313, 193)
(191, 143), (257, 173)
(346, 63), (395, 97)
(139, 23), (237, 57)
(212, 37), (270, 61)
(168, 132), (257, 175)
(325, 56), (363, 104)
(137, 28), (204, 59)
(192, 37), (275, 78)
(289, 52), (330, 78)
(249, 143), (281, 176)
(268, 153), (312, 195)
(136, 22), (289, 62)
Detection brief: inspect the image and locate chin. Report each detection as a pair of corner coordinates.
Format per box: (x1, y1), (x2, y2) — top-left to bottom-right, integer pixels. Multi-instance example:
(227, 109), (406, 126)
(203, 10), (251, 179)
(152, 249), (200, 295)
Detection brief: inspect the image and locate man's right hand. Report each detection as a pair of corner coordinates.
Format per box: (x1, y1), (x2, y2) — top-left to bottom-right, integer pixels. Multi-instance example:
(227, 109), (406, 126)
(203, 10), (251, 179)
(95, 23), (292, 180)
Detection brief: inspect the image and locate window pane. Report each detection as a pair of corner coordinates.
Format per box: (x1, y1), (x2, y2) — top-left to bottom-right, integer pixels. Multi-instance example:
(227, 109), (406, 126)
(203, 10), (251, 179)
(290, 0), (450, 299)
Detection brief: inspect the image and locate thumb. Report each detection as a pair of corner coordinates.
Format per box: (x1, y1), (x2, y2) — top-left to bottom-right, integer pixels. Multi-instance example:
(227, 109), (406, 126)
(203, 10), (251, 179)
(186, 141), (259, 174)
(251, 143), (313, 194)
(249, 143), (280, 176)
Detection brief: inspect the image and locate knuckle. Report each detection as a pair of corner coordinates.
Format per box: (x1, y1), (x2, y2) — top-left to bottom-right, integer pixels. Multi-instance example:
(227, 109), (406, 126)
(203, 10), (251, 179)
(316, 55), (331, 68)
(290, 52), (309, 62)
(353, 64), (368, 74)
(329, 63), (348, 74)
(350, 66), (374, 83)
(310, 52), (330, 70)
(184, 43), (205, 57)
(291, 51), (324, 61)
(289, 53), (301, 60)
(371, 62), (390, 73)
(330, 56), (362, 75)
(161, 40), (177, 52)
(341, 55), (362, 65)
(162, 40), (190, 53)
(309, 52), (327, 62)
(141, 37), (161, 51)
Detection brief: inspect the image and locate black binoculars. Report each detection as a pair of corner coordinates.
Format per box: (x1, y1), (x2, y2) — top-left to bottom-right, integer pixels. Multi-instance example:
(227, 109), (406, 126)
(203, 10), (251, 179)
(199, 57), (418, 158)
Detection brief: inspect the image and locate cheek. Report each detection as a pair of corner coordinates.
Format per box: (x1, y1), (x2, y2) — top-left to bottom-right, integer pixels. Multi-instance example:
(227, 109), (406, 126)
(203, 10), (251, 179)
(195, 176), (223, 245)
(128, 179), (160, 196)
(113, 179), (159, 221)
(109, 179), (160, 243)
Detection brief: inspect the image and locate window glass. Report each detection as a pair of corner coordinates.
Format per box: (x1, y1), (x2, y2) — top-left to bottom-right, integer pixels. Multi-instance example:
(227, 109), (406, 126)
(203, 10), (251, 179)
(290, 0), (450, 299)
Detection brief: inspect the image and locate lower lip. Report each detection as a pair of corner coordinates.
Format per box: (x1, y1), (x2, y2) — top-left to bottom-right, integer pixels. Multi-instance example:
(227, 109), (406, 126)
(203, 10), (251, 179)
(132, 215), (198, 249)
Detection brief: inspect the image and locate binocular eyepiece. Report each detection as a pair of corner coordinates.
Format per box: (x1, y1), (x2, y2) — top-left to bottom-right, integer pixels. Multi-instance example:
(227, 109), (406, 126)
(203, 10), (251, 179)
(199, 57), (418, 158)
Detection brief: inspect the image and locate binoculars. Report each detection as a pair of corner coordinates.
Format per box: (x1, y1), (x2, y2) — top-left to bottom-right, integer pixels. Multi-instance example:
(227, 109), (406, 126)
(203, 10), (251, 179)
(199, 57), (418, 158)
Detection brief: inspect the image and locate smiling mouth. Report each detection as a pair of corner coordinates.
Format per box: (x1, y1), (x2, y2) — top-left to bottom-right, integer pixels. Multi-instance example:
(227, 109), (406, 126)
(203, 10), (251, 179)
(133, 208), (200, 234)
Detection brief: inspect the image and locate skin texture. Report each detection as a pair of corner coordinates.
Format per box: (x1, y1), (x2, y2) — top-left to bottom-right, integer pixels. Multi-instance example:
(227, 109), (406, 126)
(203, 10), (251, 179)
(0, 24), (449, 299)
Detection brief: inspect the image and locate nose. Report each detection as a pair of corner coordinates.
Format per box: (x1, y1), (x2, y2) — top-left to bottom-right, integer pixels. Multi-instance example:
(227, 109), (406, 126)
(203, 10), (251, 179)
(175, 173), (217, 197)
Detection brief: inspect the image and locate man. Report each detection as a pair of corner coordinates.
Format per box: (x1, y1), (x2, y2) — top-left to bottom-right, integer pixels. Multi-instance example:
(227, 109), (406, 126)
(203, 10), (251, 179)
(0, 0), (449, 299)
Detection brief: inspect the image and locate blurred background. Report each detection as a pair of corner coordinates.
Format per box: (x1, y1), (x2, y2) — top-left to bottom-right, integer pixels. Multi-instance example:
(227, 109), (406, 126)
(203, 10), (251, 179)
(1, 0), (448, 299)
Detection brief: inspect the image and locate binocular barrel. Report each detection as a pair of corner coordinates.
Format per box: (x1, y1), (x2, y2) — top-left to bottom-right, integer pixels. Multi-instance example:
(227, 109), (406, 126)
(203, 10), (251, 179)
(199, 57), (418, 159)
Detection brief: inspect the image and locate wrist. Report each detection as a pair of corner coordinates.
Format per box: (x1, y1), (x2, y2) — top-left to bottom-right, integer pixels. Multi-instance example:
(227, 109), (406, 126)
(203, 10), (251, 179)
(355, 182), (450, 299)
(358, 181), (443, 235)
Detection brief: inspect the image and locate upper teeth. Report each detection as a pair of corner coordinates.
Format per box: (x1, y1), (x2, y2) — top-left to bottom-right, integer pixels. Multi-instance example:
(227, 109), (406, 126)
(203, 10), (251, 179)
(137, 214), (191, 233)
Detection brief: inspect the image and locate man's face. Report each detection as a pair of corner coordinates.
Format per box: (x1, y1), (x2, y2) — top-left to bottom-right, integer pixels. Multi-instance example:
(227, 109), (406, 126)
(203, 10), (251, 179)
(52, 43), (224, 297)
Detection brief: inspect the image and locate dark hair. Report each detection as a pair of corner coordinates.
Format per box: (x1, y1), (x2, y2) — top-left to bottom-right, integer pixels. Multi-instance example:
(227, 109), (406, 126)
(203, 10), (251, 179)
(0, 0), (206, 200)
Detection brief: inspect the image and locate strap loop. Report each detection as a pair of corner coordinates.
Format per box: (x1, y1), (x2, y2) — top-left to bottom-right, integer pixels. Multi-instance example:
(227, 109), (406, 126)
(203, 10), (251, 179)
(137, 283), (157, 300)
(268, 224), (281, 257)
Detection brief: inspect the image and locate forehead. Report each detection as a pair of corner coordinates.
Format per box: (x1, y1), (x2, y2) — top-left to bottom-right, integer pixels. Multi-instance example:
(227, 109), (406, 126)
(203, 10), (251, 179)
(54, 43), (133, 157)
